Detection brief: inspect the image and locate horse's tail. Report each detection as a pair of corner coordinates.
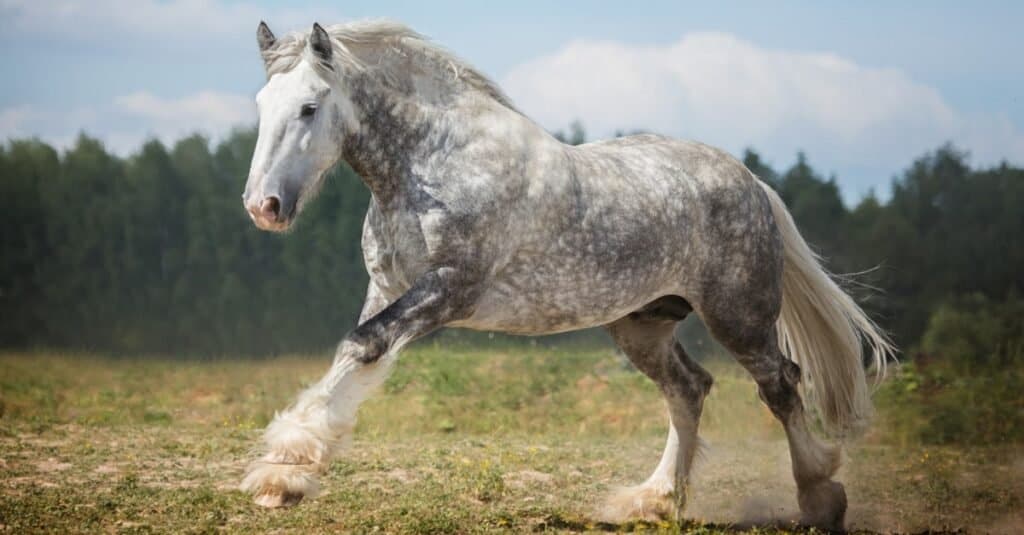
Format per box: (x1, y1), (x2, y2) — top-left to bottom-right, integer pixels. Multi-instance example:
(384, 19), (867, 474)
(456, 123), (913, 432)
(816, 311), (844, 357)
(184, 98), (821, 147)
(758, 181), (896, 437)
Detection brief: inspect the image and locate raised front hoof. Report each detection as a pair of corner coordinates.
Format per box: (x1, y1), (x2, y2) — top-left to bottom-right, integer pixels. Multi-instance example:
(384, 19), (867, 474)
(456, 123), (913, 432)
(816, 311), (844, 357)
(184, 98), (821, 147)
(797, 479), (847, 532)
(240, 460), (320, 509)
(596, 483), (677, 523)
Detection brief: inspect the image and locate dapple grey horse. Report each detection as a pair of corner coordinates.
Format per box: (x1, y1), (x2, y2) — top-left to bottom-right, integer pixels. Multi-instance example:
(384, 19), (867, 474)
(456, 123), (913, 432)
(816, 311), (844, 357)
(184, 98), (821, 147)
(239, 20), (893, 530)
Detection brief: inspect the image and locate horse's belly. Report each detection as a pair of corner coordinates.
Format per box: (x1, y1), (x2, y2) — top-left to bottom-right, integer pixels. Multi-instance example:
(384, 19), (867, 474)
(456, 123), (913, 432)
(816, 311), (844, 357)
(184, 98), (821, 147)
(453, 293), (634, 334)
(451, 269), (675, 335)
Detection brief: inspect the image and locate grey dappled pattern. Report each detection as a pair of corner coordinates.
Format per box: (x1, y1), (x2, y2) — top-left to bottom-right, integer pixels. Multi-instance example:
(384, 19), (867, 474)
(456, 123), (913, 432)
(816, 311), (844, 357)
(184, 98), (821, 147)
(238, 21), (892, 530)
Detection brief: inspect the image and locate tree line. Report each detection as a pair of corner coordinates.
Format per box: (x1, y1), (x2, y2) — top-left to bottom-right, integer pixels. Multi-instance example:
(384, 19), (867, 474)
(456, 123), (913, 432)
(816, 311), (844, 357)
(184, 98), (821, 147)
(1, 127), (1021, 359)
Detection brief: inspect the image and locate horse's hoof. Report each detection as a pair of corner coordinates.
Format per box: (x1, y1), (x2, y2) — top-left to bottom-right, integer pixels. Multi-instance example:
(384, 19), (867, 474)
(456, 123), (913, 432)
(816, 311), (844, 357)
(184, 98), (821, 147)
(596, 481), (676, 523)
(240, 460), (320, 508)
(798, 479), (847, 531)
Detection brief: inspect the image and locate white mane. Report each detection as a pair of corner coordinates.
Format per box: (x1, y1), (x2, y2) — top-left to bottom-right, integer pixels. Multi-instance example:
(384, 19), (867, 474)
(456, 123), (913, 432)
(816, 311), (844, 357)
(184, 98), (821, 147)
(262, 20), (517, 111)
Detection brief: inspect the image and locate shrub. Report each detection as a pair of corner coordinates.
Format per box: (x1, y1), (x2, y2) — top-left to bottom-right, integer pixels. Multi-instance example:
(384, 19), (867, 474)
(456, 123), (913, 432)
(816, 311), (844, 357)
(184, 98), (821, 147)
(877, 294), (1024, 445)
(919, 293), (1024, 371)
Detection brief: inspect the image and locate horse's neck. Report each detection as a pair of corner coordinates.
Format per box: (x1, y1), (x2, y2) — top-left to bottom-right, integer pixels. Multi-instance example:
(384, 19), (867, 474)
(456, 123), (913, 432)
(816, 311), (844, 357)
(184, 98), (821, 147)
(340, 81), (423, 203)
(343, 79), (530, 205)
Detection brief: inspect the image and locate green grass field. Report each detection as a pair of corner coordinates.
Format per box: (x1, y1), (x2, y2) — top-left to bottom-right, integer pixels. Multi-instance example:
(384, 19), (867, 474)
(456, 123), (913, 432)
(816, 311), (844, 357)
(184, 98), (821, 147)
(1, 344), (1020, 533)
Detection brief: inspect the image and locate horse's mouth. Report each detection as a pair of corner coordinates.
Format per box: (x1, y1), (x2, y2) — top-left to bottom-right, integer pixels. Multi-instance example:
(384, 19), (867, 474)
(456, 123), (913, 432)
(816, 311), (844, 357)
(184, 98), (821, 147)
(254, 219), (292, 232)
(248, 211), (294, 233)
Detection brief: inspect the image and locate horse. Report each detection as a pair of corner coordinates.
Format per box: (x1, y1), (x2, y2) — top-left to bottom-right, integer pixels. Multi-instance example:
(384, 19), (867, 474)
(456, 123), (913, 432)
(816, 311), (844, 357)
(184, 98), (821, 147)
(239, 20), (894, 530)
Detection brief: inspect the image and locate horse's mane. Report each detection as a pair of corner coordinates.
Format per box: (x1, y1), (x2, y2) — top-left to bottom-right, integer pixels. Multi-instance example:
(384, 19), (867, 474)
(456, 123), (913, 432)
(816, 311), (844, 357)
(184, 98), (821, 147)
(263, 20), (518, 112)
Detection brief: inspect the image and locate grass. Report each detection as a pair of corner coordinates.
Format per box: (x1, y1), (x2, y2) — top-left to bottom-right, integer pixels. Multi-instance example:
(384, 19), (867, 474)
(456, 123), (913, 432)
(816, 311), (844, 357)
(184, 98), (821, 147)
(874, 358), (1024, 446)
(1, 344), (1021, 533)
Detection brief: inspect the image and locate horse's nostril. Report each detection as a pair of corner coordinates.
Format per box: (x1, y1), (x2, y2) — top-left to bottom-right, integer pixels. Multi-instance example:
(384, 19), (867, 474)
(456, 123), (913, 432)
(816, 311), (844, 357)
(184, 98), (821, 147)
(260, 197), (281, 221)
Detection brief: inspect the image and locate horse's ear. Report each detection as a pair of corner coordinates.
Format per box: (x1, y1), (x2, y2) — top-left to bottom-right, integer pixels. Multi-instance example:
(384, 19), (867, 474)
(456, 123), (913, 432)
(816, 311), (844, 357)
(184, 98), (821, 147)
(257, 21), (276, 53)
(310, 22), (333, 63)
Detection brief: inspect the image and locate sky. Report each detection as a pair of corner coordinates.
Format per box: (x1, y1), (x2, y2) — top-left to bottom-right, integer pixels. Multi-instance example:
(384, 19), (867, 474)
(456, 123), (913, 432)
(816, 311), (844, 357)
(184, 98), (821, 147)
(1, 1), (1021, 203)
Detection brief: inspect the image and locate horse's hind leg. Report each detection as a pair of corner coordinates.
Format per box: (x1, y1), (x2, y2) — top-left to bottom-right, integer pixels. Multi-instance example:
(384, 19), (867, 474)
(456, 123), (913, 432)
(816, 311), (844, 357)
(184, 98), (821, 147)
(599, 299), (713, 523)
(705, 312), (847, 530)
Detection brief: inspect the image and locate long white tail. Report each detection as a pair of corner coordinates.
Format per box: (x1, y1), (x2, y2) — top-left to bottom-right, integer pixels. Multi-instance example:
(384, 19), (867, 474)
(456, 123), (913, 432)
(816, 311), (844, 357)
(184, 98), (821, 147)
(759, 181), (896, 437)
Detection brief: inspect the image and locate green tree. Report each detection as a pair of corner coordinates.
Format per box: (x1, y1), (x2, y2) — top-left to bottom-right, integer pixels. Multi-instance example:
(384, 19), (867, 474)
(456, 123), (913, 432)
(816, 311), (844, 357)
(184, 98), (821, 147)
(1, 129), (1022, 361)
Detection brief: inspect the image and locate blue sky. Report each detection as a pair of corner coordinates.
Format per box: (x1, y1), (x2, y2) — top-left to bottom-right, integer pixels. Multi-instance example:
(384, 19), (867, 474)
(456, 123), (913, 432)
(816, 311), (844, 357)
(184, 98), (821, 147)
(1, 1), (1021, 203)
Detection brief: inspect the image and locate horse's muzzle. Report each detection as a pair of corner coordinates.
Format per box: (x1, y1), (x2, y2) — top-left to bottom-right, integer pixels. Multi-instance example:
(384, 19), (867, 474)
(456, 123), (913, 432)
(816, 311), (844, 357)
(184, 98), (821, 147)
(246, 196), (291, 232)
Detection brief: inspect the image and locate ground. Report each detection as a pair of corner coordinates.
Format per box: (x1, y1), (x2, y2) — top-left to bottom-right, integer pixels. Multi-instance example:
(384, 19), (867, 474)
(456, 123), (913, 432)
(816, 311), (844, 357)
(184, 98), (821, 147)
(0, 345), (1020, 533)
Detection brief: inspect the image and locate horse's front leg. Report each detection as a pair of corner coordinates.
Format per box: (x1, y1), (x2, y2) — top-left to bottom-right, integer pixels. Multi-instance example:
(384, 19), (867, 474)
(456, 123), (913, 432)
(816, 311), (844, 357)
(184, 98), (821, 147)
(240, 267), (477, 507)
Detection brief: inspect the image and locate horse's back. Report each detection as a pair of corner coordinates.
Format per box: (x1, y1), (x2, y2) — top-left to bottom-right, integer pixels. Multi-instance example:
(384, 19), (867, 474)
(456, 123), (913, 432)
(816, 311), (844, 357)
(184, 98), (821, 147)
(578, 134), (759, 192)
(571, 134), (776, 255)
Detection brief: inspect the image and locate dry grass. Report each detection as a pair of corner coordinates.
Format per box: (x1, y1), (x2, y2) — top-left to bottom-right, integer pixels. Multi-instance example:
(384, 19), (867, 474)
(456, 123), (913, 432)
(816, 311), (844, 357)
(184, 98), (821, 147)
(1, 345), (1021, 533)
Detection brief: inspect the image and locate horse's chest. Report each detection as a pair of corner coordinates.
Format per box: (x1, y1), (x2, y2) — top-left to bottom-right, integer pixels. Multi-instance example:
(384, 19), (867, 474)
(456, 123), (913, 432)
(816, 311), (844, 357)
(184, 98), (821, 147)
(363, 209), (436, 299)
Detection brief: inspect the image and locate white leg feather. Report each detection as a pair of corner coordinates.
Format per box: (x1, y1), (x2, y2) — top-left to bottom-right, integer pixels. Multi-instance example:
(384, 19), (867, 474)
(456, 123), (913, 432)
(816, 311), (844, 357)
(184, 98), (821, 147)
(598, 419), (706, 523)
(240, 339), (400, 507)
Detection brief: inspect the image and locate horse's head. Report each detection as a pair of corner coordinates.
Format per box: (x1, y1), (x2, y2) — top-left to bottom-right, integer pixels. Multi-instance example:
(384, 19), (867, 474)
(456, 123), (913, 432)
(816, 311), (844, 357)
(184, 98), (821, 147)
(244, 22), (358, 232)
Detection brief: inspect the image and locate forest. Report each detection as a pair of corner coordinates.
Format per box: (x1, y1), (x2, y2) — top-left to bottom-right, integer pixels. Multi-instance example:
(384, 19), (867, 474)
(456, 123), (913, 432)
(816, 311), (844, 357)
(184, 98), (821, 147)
(1, 127), (1022, 365)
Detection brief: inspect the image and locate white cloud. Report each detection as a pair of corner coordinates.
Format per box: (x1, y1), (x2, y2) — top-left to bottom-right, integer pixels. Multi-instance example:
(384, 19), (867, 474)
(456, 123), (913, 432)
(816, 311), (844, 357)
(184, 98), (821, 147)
(0, 0), (344, 51)
(0, 104), (100, 147)
(0, 0), (300, 153)
(0, 90), (254, 155)
(115, 90), (254, 138)
(502, 33), (1024, 196)
(0, 105), (33, 138)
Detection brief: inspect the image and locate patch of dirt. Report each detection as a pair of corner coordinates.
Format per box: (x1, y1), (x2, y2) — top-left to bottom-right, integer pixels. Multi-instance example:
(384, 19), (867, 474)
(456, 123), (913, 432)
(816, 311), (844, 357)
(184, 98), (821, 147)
(575, 374), (609, 394)
(385, 468), (417, 484)
(504, 469), (555, 489)
(93, 463), (119, 474)
(1, 426), (1020, 534)
(35, 458), (72, 472)
(982, 510), (1024, 535)
(185, 387), (224, 406)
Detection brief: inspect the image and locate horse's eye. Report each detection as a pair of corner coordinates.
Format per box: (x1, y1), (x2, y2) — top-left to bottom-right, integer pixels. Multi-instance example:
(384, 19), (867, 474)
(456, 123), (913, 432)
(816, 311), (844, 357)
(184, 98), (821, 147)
(300, 104), (317, 118)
